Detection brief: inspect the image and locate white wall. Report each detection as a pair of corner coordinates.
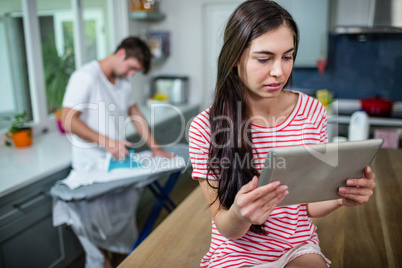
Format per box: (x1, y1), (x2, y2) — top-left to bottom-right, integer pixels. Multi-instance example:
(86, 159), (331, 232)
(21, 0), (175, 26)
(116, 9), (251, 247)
(129, 0), (240, 110)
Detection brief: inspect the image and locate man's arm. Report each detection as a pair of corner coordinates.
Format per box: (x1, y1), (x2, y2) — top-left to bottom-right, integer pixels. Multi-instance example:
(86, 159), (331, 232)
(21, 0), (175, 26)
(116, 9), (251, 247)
(128, 104), (173, 158)
(62, 107), (130, 160)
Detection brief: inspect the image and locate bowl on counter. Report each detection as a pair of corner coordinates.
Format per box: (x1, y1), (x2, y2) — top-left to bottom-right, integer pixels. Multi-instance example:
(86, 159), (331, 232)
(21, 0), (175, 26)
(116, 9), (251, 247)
(360, 97), (395, 117)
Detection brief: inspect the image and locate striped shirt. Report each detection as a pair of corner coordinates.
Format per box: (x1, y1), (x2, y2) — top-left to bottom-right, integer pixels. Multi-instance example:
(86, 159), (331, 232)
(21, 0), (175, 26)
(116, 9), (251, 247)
(189, 91), (328, 268)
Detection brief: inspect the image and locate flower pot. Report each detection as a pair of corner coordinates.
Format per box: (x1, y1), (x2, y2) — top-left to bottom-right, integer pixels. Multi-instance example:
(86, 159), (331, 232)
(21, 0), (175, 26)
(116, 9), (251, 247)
(12, 127), (33, 147)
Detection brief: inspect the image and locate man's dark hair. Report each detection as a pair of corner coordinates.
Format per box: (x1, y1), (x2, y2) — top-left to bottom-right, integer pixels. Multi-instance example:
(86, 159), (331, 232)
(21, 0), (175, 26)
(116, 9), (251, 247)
(114, 36), (152, 74)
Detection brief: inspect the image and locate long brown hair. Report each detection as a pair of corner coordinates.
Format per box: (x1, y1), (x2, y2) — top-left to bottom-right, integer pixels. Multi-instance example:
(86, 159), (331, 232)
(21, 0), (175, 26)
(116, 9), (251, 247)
(207, 0), (299, 234)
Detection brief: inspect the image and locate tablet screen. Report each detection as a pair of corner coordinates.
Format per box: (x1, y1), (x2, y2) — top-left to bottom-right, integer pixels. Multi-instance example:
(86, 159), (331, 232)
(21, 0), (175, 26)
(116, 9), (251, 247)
(257, 139), (383, 206)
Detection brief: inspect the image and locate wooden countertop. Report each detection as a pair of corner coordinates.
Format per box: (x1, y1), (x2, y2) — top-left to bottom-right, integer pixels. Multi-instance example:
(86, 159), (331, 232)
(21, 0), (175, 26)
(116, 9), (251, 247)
(0, 103), (200, 198)
(120, 149), (402, 268)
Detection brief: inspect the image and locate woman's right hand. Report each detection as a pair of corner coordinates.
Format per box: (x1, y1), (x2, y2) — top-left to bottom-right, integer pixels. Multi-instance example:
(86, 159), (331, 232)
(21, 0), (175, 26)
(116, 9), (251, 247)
(231, 176), (288, 225)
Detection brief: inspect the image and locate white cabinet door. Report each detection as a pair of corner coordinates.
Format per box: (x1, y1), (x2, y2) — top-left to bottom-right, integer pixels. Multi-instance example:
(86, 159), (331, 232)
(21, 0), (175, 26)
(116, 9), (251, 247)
(203, 1), (242, 106)
(276, 0), (329, 67)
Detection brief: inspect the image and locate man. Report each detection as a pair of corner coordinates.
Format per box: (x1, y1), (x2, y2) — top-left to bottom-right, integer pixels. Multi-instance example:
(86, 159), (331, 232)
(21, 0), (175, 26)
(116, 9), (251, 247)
(61, 36), (171, 268)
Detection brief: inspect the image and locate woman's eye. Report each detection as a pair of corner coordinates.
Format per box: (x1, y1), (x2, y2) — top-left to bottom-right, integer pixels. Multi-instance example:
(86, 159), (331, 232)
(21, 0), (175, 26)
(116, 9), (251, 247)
(283, 56), (293, 61)
(257, 58), (269, 63)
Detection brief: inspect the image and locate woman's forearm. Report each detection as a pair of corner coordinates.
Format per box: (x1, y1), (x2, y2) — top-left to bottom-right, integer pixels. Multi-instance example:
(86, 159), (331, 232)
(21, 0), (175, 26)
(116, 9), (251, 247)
(199, 179), (251, 240)
(307, 199), (343, 218)
(214, 207), (252, 240)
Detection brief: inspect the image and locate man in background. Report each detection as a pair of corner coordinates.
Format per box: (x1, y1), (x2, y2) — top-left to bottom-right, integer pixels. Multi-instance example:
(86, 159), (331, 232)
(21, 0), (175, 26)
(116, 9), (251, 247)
(61, 36), (171, 268)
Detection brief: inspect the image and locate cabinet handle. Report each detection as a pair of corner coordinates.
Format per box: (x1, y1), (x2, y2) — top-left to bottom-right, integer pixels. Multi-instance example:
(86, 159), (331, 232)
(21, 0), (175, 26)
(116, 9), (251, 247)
(13, 191), (48, 210)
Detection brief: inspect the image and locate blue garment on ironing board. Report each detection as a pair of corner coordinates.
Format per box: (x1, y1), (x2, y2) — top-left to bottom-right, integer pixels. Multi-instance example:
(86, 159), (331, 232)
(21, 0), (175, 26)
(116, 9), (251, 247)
(107, 150), (143, 172)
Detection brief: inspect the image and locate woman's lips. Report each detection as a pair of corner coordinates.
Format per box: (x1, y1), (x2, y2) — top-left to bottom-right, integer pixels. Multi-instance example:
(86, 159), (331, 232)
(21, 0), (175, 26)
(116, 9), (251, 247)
(264, 83), (282, 91)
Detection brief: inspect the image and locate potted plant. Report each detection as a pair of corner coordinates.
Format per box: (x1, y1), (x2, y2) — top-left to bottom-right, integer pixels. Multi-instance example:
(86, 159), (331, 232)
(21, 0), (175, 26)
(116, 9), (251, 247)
(42, 34), (75, 133)
(4, 111), (33, 147)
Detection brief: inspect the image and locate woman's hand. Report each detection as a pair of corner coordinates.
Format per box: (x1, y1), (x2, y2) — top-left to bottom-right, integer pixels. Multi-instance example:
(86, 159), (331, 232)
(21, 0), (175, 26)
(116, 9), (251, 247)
(338, 166), (376, 207)
(231, 176), (288, 225)
(199, 176), (288, 240)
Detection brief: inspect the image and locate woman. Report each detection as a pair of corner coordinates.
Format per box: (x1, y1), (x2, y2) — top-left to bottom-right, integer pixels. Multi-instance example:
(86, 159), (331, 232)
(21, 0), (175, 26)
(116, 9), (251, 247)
(189, 0), (376, 267)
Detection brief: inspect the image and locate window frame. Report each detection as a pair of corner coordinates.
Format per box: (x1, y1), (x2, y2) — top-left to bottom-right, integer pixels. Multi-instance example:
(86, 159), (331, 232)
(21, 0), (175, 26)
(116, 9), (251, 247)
(0, 0), (129, 144)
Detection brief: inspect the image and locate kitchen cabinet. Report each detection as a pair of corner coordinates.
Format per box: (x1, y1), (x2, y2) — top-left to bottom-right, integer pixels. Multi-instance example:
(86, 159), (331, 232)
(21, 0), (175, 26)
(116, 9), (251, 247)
(0, 167), (84, 267)
(0, 103), (200, 267)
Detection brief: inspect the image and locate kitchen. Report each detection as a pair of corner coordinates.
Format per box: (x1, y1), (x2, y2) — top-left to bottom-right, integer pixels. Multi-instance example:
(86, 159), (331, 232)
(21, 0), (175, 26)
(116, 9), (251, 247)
(0, 0), (402, 267)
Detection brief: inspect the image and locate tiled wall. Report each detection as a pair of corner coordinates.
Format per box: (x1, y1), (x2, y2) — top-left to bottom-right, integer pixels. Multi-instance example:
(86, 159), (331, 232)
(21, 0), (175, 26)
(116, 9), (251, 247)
(291, 33), (402, 101)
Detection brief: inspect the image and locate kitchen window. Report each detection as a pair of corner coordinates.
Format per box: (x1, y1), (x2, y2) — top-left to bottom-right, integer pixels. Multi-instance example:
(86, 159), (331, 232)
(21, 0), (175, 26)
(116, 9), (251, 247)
(0, 0), (118, 137)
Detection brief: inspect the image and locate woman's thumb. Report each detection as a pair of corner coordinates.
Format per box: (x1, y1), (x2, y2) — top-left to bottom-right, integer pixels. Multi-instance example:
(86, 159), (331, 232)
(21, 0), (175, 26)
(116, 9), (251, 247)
(241, 176), (259, 193)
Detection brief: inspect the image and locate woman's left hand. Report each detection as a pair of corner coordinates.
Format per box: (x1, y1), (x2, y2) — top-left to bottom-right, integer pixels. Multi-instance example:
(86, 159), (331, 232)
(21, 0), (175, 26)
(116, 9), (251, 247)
(338, 166), (376, 207)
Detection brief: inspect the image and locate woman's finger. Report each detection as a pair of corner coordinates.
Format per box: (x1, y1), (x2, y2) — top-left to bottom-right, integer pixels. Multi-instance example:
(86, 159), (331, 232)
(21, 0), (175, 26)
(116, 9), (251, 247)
(339, 186), (373, 197)
(346, 178), (376, 189)
(363, 166), (375, 180)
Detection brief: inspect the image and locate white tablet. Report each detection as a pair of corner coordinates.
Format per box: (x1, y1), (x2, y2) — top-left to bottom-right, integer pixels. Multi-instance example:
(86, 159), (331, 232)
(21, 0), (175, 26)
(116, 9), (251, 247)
(257, 139), (383, 206)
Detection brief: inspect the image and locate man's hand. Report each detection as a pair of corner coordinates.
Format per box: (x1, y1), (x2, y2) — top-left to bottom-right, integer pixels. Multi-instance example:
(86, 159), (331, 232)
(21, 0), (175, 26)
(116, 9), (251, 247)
(152, 148), (175, 159)
(105, 139), (132, 160)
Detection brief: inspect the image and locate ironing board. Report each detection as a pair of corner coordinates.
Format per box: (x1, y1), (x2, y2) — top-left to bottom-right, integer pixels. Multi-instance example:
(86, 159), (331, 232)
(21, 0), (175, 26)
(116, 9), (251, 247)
(50, 144), (191, 252)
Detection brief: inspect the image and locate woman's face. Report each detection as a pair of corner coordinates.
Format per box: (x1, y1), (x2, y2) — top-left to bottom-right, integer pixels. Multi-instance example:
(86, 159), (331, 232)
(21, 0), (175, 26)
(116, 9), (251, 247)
(237, 25), (295, 100)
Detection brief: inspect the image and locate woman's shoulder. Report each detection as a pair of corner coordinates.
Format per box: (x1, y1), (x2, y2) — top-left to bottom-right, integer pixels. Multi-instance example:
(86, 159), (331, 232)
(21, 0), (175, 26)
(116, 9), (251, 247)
(188, 107), (212, 146)
(189, 107), (212, 140)
(190, 107), (211, 128)
(288, 90), (326, 116)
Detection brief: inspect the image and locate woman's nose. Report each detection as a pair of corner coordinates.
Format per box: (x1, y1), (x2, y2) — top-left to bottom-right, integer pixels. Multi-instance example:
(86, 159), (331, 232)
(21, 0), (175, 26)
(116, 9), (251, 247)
(270, 60), (283, 77)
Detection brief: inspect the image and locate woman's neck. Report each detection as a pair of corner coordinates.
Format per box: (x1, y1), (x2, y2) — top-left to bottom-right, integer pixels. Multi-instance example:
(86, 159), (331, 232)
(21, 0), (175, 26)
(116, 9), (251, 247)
(247, 91), (298, 127)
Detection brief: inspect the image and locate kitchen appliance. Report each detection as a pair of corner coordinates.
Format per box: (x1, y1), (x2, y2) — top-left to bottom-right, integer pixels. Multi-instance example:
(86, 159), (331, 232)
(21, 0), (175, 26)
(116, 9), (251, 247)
(150, 76), (189, 105)
(348, 110), (370, 141)
(360, 97), (395, 117)
(333, 0), (402, 34)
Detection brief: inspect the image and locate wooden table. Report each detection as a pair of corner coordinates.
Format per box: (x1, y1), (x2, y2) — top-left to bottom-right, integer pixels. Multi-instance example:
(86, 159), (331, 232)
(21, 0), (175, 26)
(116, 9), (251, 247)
(119, 149), (402, 268)
(119, 186), (211, 268)
(313, 149), (402, 267)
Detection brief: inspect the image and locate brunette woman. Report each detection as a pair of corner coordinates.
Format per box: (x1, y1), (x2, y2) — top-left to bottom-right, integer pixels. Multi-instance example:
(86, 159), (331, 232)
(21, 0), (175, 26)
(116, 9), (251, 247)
(189, 0), (376, 267)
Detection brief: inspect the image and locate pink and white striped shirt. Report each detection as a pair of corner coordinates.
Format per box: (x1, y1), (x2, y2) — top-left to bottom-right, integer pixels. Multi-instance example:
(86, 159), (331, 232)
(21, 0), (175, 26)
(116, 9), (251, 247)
(189, 91), (328, 268)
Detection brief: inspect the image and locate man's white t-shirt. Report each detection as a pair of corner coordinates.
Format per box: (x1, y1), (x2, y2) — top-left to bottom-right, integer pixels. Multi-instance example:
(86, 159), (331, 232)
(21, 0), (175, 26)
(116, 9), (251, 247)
(63, 60), (136, 170)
